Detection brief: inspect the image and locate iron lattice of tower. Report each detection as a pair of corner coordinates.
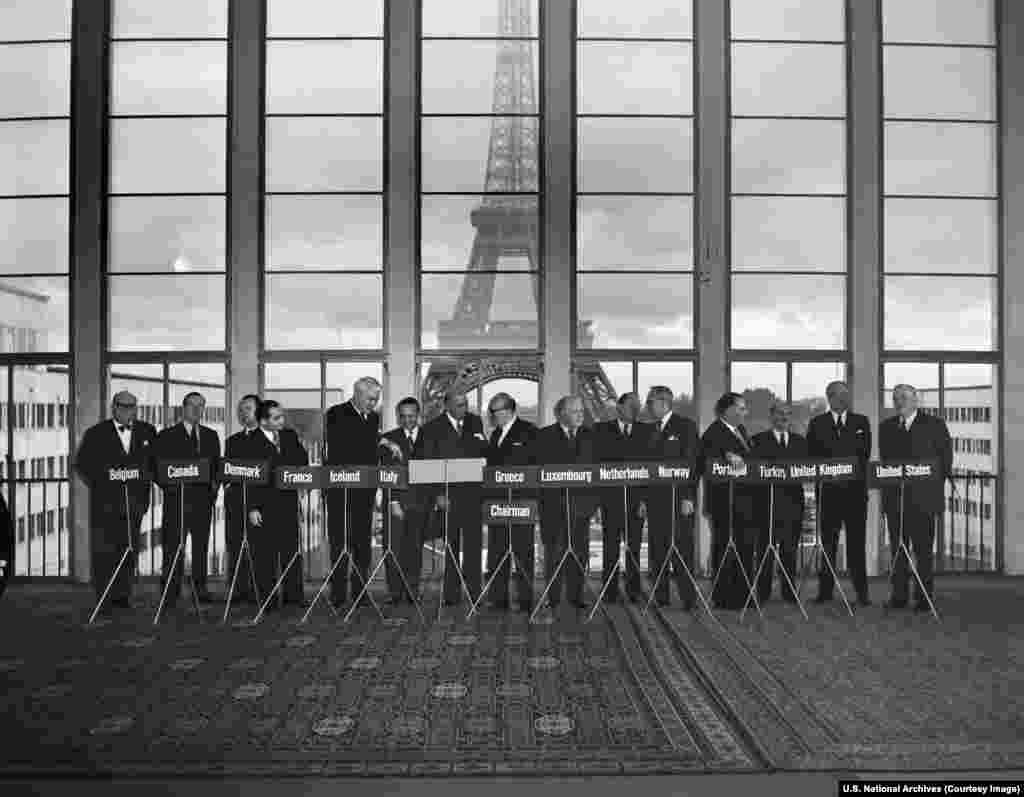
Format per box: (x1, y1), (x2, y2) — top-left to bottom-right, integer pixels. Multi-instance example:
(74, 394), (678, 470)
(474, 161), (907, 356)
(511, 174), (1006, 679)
(421, 0), (614, 422)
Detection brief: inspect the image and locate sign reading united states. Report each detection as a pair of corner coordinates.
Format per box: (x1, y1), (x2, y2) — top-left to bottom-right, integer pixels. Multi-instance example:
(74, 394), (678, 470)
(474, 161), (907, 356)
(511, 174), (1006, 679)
(868, 460), (941, 485)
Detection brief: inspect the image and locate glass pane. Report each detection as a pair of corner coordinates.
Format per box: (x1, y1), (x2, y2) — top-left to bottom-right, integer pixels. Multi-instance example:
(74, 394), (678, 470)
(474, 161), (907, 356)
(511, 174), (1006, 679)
(0, 366), (6, 484)
(882, 361), (939, 420)
(0, 199), (68, 274)
(731, 274), (845, 349)
(0, 43), (69, 117)
(266, 196), (382, 270)
(578, 196), (692, 269)
(730, 0), (845, 41)
(266, 118), (382, 192)
(112, 0), (228, 38)
(575, 360), (632, 421)
(422, 117), (539, 193)
(884, 122), (996, 197)
(421, 273), (539, 350)
(0, 276), (69, 352)
(732, 119), (844, 194)
(109, 197), (225, 272)
(578, 118), (693, 193)
(882, 0), (994, 45)
(266, 41), (382, 114)
(264, 362), (321, 391)
(0, 0), (72, 41)
(112, 43), (225, 115)
(325, 362), (385, 412)
(884, 198), (996, 274)
(423, 41), (538, 114)
(943, 362), (996, 474)
(791, 362), (846, 432)
(884, 276), (995, 351)
(732, 43), (844, 117)
(110, 119), (226, 194)
(578, 0), (693, 38)
(731, 361), (786, 435)
(267, 0), (384, 37)
(265, 274), (383, 350)
(423, 0), (539, 37)
(731, 197), (844, 271)
(108, 275), (225, 351)
(884, 46), (995, 121)
(421, 196), (538, 271)
(577, 274), (693, 349)
(637, 361), (695, 420)
(578, 43), (692, 115)
(480, 378), (540, 432)
(0, 120), (68, 195)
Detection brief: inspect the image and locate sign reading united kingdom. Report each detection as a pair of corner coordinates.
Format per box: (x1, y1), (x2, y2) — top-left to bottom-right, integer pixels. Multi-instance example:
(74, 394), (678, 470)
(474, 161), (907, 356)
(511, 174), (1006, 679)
(218, 459), (269, 485)
(481, 499), (538, 524)
(275, 465), (323, 489)
(868, 460), (941, 485)
(154, 458), (211, 486)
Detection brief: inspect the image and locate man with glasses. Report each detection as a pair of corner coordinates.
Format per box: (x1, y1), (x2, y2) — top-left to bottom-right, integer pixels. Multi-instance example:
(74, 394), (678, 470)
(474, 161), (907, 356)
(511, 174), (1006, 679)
(74, 392), (158, 611)
(483, 393), (537, 611)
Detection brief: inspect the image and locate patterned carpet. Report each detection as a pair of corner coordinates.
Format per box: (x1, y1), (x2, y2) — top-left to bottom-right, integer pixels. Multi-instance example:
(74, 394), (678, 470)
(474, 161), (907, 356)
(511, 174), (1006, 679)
(2, 576), (1022, 776)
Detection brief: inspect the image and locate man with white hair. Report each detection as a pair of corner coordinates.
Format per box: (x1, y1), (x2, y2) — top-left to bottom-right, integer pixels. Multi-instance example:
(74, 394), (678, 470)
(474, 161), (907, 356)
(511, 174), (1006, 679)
(325, 376), (383, 608)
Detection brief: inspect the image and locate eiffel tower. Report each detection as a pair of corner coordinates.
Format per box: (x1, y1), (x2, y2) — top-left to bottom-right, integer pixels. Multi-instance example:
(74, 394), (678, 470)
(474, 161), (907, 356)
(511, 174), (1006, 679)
(421, 0), (616, 423)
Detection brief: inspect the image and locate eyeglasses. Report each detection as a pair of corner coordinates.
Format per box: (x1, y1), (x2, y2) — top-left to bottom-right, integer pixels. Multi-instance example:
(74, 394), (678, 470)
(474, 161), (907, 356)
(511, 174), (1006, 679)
(114, 402), (136, 409)
(488, 406), (510, 414)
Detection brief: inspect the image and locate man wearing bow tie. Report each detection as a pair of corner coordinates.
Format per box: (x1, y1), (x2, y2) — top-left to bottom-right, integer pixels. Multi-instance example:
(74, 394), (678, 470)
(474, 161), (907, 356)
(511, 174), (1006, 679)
(155, 392), (222, 604)
(751, 402), (807, 603)
(419, 389), (488, 606)
(805, 380), (872, 606)
(74, 391), (157, 610)
(224, 394), (261, 603)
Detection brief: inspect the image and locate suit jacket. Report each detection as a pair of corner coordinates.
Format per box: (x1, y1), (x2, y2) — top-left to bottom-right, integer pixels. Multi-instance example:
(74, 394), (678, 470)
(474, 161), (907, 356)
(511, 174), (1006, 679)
(418, 412), (488, 506)
(750, 429), (808, 516)
(223, 427), (261, 527)
(0, 490), (13, 594)
(644, 414), (700, 501)
(154, 422), (222, 505)
(699, 419), (756, 521)
(379, 426), (425, 509)
(805, 411), (871, 494)
(242, 428), (309, 519)
(486, 417), (538, 468)
(592, 419), (653, 465)
(532, 423), (598, 544)
(74, 419), (158, 523)
(325, 400), (381, 467)
(878, 412), (953, 515)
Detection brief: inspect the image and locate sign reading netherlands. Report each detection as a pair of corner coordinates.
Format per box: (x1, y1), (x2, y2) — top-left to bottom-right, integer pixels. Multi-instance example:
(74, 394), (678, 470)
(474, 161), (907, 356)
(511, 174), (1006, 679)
(481, 499), (539, 524)
(868, 460), (941, 485)
(155, 458), (211, 486)
(218, 459), (270, 485)
(596, 461), (694, 485)
(105, 464), (151, 484)
(704, 458), (861, 483)
(275, 465), (322, 489)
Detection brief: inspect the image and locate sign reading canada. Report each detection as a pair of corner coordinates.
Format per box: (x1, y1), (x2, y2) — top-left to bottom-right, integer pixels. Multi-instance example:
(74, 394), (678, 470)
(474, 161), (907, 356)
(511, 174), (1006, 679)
(481, 499), (539, 524)
(218, 459), (270, 485)
(155, 458), (211, 486)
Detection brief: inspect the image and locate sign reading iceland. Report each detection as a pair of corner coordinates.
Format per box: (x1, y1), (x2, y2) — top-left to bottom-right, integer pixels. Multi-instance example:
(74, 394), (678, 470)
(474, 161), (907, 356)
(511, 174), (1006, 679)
(275, 465), (323, 490)
(595, 461), (694, 485)
(481, 499), (539, 524)
(218, 459), (270, 485)
(323, 465), (373, 489)
(155, 458), (211, 486)
(105, 464), (151, 484)
(868, 460), (940, 485)
(704, 458), (860, 483)
(483, 466), (539, 488)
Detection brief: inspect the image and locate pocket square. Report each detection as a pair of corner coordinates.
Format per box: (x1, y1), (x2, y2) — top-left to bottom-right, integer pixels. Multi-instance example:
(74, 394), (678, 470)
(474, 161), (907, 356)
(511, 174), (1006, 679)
(512, 441), (523, 446)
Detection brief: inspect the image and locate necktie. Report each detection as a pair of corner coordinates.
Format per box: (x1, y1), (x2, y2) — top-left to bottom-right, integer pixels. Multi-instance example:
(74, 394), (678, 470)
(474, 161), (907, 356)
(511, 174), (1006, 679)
(189, 425), (199, 455)
(272, 431), (281, 452)
(457, 420), (463, 435)
(117, 425), (130, 433)
(624, 423), (632, 438)
(899, 416), (907, 432)
(569, 428), (576, 443)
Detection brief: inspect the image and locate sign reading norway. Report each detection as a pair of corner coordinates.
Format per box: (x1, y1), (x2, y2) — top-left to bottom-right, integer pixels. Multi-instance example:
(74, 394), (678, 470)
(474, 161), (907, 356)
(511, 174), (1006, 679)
(218, 459), (270, 485)
(481, 499), (539, 524)
(595, 461), (694, 485)
(154, 458), (211, 486)
(704, 457), (861, 483)
(868, 460), (941, 485)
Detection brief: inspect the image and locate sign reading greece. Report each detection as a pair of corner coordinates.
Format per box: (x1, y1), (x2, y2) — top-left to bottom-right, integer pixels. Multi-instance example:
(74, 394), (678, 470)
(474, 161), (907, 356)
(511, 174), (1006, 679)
(218, 459), (269, 485)
(481, 499), (538, 524)
(275, 465), (322, 490)
(483, 466), (539, 488)
(596, 461), (693, 485)
(106, 464), (150, 484)
(155, 458), (211, 486)
(868, 460), (940, 485)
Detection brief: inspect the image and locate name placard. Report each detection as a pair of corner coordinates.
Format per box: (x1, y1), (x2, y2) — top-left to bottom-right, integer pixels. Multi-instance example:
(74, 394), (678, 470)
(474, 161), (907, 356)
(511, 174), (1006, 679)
(481, 499), (539, 524)
(105, 465), (151, 484)
(155, 458), (211, 486)
(275, 465), (322, 490)
(483, 466), (539, 488)
(595, 461), (695, 485)
(323, 465), (373, 489)
(218, 459), (270, 485)
(376, 466), (407, 489)
(537, 465), (596, 487)
(868, 460), (941, 485)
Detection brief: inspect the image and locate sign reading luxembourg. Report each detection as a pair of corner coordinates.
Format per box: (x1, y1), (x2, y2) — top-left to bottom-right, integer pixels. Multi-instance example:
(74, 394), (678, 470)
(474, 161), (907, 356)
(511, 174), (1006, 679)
(218, 459), (270, 485)
(704, 457), (861, 483)
(481, 499), (539, 524)
(155, 458), (211, 486)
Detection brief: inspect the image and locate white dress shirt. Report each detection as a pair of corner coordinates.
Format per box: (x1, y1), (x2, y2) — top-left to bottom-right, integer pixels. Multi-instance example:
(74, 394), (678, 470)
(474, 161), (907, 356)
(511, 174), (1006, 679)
(659, 411), (673, 433)
(722, 418), (747, 448)
(262, 427), (280, 450)
(831, 410), (848, 427)
(774, 429), (789, 448)
(447, 412), (463, 435)
(496, 416), (517, 448)
(900, 410), (919, 430)
(115, 420), (132, 454)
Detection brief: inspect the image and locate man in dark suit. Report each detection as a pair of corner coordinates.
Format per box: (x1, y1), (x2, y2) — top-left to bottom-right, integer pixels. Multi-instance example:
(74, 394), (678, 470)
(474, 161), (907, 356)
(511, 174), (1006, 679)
(483, 392), (538, 611)
(419, 389), (488, 606)
(701, 392), (757, 610)
(244, 399), (309, 608)
(750, 402), (807, 603)
(224, 394), (261, 602)
(643, 386), (700, 608)
(154, 391), (222, 604)
(533, 395), (597, 610)
(325, 376), (382, 608)
(378, 396), (427, 605)
(879, 384), (953, 612)
(74, 391), (158, 610)
(0, 489), (11, 601)
(805, 380), (872, 606)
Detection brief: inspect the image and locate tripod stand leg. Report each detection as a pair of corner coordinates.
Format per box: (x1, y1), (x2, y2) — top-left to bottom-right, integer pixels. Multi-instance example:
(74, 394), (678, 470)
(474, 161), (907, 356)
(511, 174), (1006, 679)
(253, 550), (301, 624)
(588, 558), (620, 623)
(301, 550), (348, 624)
(222, 533), (251, 623)
(669, 545), (718, 622)
(89, 547), (133, 624)
(153, 540), (186, 625)
(344, 554), (387, 623)
(643, 547), (674, 616)
(468, 548), (521, 619)
(530, 547), (572, 623)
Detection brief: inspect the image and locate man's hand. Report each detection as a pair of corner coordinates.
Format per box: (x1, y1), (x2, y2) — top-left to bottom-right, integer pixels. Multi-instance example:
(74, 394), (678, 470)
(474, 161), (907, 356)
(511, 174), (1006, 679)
(384, 440), (404, 461)
(248, 509), (262, 527)
(435, 495), (449, 511)
(725, 452), (744, 466)
(390, 500), (405, 520)
(680, 499), (695, 516)
(636, 501), (647, 520)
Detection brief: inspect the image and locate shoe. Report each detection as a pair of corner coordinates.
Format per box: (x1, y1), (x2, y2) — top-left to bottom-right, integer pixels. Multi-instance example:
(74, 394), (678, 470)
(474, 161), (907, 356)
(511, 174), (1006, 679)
(570, 599), (588, 610)
(194, 590), (214, 604)
(604, 592), (620, 604)
(519, 601), (533, 614)
(912, 601), (931, 613)
(883, 599), (907, 610)
(442, 598), (459, 608)
(782, 594), (798, 604)
(492, 599), (510, 611)
(681, 599), (695, 612)
(626, 592), (642, 604)
(857, 595), (872, 607)
(111, 597), (134, 609)
(813, 594), (832, 604)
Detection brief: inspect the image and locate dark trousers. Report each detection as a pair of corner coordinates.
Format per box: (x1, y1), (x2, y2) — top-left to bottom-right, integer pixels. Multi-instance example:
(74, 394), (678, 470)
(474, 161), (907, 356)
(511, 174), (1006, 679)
(709, 504), (756, 610)
(755, 491), (801, 601)
(886, 504), (936, 604)
(277, 509), (304, 604)
(818, 485), (869, 600)
(542, 499), (591, 606)
(487, 521), (535, 606)
(327, 487), (375, 602)
(600, 487), (644, 599)
(250, 508), (303, 606)
(383, 500), (424, 600)
(225, 488), (254, 598)
(160, 490), (212, 598)
(646, 487), (696, 604)
(441, 492), (482, 604)
(91, 512), (142, 601)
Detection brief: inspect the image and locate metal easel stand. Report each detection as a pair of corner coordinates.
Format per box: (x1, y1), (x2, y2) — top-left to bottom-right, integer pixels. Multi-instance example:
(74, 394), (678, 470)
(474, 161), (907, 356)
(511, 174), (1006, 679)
(710, 479), (761, 618)
(348, 488), (425, 624)
(437, 473), (476, 622)
(89, 484), (136, 625)
(468, 487), (523, 620)
(797, 481), (854, 617)
(153, 486), (204, 625)
(222, 482), (262, 623)
(530, 487), (597, 624)
(888, 479), (940, 621)
(741, 483), (807, 622)
(302, 488), (351, 624)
